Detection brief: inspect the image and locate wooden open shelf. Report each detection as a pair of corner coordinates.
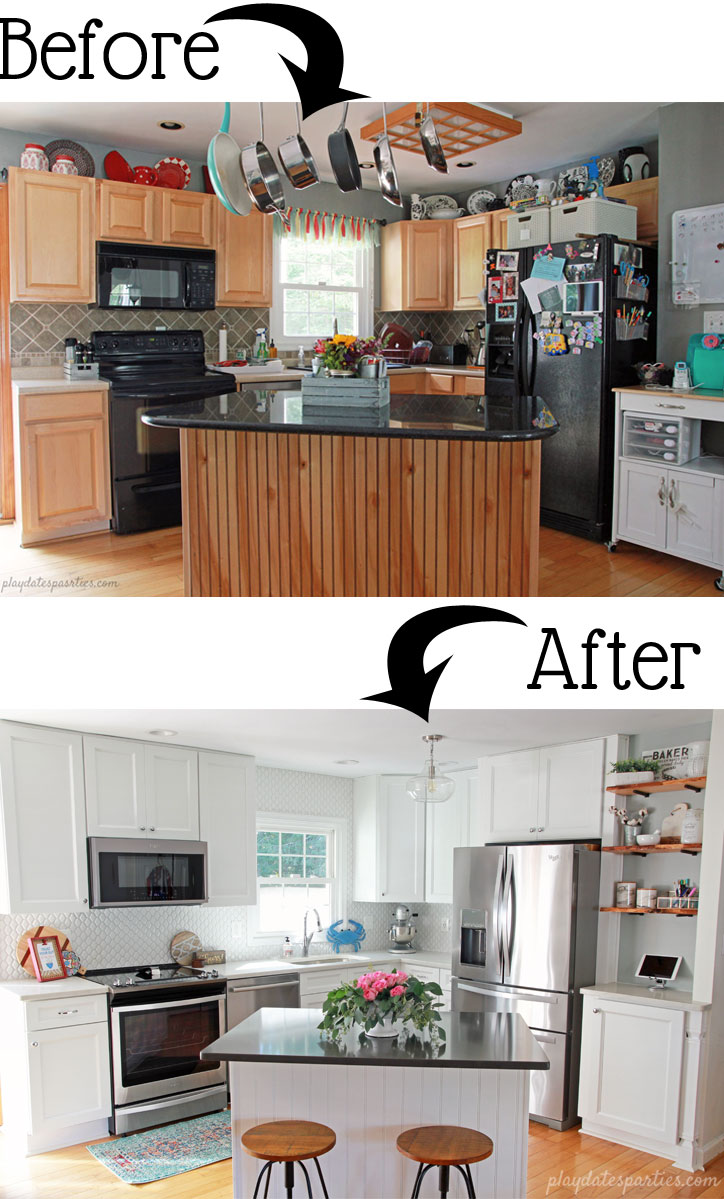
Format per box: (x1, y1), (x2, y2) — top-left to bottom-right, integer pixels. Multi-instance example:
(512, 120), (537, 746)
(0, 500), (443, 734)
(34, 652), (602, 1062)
(601, 842), (701, 856)
(606, 775), (706, 797)
(600, 906), (697, 917)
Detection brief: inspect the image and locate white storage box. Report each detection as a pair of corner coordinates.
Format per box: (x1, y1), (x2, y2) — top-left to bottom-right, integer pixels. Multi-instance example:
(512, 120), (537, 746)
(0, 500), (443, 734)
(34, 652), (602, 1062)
(551, 197), (637, 241)
(506, 208), (549, 248)
(621, 412), (701, 466)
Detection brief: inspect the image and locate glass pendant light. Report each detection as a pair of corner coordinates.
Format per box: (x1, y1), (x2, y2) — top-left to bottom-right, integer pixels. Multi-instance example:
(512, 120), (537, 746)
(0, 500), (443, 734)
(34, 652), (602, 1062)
(406, 734), (455, 803)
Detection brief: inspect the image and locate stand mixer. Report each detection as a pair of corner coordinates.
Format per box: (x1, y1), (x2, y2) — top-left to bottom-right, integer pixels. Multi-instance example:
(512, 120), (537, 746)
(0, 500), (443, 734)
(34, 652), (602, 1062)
(387, 905), (418, 954)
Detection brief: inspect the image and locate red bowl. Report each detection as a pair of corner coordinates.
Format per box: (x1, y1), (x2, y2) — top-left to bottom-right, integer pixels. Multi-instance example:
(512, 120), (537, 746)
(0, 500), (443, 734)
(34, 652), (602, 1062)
(133, 165), (159, 186)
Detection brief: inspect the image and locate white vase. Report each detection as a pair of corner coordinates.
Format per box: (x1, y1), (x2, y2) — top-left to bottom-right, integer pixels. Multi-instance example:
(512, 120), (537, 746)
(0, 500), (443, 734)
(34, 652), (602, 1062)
(410, 194), (426, 221)
(366, 1017), (403, 1038)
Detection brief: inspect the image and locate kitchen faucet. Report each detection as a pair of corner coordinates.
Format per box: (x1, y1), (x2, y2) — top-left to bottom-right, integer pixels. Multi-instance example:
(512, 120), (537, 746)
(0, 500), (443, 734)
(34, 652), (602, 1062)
(302, 908), (322, 956)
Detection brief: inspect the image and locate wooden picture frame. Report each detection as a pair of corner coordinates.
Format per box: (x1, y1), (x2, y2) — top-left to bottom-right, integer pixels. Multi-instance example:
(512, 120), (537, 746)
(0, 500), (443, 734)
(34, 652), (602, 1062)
(28, 934), (67, 982)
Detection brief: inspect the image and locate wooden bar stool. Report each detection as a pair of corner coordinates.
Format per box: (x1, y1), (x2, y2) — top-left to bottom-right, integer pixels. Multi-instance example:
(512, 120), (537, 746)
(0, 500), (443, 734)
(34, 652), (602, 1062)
(396, 1125), (494, 1199)
(241, 1119), (335, 1199)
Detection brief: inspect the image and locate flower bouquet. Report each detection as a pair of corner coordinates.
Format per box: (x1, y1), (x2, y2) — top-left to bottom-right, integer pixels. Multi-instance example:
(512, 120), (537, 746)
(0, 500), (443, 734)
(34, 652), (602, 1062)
(312, 334), (386, 377)
(609, 805), (650, 845)
(318, 969), (445, 1042)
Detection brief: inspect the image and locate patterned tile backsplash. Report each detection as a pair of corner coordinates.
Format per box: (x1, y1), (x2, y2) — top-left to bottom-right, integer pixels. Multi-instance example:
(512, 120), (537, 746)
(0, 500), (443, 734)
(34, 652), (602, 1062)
(0, 765), (453, 979)
(11, 305), (485, 367)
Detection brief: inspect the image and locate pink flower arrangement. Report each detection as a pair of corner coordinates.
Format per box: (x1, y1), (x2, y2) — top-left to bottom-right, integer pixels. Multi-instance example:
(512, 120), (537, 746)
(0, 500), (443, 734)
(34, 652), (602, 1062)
(319, 967), (445, 1042)
(355, 970), (409, 1001)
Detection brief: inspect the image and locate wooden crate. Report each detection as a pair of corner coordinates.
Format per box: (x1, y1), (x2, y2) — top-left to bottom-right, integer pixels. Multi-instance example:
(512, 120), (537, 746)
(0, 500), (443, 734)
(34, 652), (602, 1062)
(301, 376), (390, 407)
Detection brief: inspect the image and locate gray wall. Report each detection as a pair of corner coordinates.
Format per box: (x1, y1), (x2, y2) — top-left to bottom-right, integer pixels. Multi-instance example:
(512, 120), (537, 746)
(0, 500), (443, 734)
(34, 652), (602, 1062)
(616, 718), (711, 990)
(657, 103), (724, 362)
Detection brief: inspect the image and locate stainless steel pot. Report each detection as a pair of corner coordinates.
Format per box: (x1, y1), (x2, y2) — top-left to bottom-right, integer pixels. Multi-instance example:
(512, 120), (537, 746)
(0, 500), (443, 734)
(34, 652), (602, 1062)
(278, 103), (319, 190)
(357, 354), (388, 379)
(328, 102), (362, 193)
(419, 104), (448, 174)
(241, 102), (286, 217)
(373, 103), (402, 207)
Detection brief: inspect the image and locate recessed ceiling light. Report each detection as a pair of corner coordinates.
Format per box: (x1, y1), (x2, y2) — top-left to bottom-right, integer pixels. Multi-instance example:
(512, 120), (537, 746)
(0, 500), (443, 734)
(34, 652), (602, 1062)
(456, 161), (476, 168)
(148, 729), (178, 737)
(334, 759), (359, 765)
(359, 162), (375, 170)
(157, 120), (185, 132)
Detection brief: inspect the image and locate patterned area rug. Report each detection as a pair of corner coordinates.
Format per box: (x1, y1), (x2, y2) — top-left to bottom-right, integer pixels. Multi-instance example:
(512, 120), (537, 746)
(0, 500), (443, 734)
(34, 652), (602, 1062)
(87, 1112), (232, 1184)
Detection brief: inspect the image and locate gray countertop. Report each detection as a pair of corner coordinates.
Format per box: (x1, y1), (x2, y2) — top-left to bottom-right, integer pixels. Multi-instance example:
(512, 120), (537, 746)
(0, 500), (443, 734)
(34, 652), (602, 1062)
(202, 1007), (550, 1070)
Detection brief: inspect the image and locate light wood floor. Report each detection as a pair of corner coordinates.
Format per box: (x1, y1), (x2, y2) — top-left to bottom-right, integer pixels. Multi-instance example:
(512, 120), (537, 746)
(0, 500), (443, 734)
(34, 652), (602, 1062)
(0, 521), (720, 598)
(1, 1122), (722, 1198)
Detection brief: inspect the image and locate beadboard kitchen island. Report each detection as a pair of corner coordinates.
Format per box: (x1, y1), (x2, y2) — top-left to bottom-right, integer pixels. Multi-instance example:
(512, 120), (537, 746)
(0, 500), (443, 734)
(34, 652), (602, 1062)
(142, 388), (558, 597)
(202, 1006), (549, 1199)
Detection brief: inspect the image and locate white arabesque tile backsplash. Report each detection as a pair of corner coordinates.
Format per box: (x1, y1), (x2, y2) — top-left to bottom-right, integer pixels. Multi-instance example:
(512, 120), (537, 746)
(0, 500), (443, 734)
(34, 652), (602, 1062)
(0, 765), (454, 979)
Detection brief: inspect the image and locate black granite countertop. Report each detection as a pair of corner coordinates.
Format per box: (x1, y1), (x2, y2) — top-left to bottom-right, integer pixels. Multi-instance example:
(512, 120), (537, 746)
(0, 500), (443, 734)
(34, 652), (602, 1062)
(141, 389), (559, 443)
(201, 1008), (550, 1070)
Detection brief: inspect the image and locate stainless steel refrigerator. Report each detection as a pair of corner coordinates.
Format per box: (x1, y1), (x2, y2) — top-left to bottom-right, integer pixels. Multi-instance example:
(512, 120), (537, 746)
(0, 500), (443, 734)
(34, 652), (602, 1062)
(451, 842), (600, 1130)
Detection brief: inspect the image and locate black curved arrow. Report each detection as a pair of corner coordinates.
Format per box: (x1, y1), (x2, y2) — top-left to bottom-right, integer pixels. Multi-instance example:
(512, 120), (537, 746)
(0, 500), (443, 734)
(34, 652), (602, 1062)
(205, 3), (368, 118)
(363, 605), (528, 721)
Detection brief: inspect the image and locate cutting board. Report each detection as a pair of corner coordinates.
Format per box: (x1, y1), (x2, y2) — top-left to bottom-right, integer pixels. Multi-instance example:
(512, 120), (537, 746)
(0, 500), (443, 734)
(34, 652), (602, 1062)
(17, 925), (75, 977)
(170, 930), (203, 966)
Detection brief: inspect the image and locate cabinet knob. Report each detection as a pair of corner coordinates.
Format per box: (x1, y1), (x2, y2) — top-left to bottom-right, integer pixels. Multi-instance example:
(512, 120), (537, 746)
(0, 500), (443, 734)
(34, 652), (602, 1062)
(538, 827), (544, 833)
(592, 1007), (600, 1014)
(140, 827), (146, 831)
(149, 826), (155, 831)
(82, 898), (88, 904)
(529, 827), (536, 833)
(31, 1041), (39, 1047)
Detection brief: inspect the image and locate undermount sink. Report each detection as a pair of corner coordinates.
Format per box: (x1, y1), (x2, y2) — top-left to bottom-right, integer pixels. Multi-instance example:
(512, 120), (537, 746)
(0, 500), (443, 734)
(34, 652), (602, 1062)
(274, 954), (361, 968)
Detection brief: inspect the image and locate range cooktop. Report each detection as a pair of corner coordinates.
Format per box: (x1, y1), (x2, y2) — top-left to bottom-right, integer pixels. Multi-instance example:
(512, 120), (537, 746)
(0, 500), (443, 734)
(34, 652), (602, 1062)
(84, 962), (220, 990)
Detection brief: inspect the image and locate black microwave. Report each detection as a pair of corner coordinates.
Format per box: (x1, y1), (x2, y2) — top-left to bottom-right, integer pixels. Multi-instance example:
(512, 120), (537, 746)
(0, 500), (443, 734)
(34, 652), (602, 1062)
(88, 837), (208, 907)
(96, 242), (216, 310)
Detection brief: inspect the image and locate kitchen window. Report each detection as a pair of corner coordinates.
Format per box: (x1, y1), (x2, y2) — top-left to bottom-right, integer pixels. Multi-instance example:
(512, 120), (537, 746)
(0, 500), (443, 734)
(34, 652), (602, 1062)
(250, 813), (347, 940)
(270, 232), (373, 350)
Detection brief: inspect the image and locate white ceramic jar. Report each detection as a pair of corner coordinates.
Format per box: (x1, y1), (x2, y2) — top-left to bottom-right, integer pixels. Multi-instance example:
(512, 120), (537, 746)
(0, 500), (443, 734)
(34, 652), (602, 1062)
(51, 154), (78, 176)
(20, 143), (49, 171)
(681, 809), (704, 845)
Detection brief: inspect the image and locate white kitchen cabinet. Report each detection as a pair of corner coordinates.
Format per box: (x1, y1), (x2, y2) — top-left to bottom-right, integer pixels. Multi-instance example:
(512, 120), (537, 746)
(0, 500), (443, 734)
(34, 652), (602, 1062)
(84, 735), (199, 840)
(617, 460), (668, 549)
(199, 751), (256, 905)
(579, 993), (692, 1158)
(425, 768), (479, 904)
(0, 722), (89, 913)
(27, 1021), (111, 1137)
(479, 740), (606, 843)
(353, 776), (426, 903)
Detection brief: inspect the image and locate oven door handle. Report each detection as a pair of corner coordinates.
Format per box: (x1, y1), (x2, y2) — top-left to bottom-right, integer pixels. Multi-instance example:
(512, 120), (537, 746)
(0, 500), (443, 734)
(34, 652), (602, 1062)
(229, 981), (299, 993)
(112, 992), (225, 1013)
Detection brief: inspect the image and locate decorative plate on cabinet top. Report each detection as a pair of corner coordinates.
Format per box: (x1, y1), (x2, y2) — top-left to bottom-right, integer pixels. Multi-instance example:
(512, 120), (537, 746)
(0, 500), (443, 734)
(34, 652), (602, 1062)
(45, 139), (96, 176)
(62, 949), (82, 976)
(505, 174), (536, 205)
(466, 189), (497, 214)
(421, 194), (459, 213)
(597, 154), (617, 188)
(154, 157), (191, 189)
(104, 150), (134, 183)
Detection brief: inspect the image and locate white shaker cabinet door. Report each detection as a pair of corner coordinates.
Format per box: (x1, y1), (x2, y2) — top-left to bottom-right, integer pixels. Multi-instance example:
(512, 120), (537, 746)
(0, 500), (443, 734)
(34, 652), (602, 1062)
(199, 751), (256, 905)
(538, 739), (605, 840)
(425, 769), (477, 903)
(378, 776), (426, 903)
(0, 722), (89, 912)
(617, 460), (667, 549)
(666, 472), (717, 564)
(479, 750), (540, 842)
(579, 997), (685, 1146)
(27, 1023), (112, 1136)
(84, 735), (147, 837)
(144, 744), (199, 839)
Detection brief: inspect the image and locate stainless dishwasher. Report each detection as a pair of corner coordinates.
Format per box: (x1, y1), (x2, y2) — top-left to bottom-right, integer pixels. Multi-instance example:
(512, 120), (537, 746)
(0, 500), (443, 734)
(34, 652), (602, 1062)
(226, 972), (300, 1030)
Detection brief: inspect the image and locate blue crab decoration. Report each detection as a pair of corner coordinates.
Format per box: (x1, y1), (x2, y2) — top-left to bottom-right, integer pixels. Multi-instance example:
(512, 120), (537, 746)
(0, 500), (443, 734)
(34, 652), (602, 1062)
(326, 919), (366, 953)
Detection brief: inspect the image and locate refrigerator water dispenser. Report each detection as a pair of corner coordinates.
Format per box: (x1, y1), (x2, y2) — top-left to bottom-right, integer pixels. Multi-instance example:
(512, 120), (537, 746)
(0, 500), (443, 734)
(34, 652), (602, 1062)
(460, 909), (487, 968)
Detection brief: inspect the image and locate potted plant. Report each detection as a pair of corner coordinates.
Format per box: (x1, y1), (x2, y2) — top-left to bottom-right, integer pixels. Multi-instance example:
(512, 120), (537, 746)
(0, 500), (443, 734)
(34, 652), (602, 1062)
(318, 969), (445, 1043)
(608, 757), (663, 786)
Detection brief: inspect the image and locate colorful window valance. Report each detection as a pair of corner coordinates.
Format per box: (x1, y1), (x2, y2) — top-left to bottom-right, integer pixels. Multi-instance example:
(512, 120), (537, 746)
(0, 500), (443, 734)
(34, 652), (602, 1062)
(275, 206), (383, 248)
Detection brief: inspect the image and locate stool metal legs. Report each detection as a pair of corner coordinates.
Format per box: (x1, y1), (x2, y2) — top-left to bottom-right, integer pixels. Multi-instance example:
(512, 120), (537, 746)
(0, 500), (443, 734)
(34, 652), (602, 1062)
(409, 1160), (476, 1199)
(251, 1157), (329, 1198)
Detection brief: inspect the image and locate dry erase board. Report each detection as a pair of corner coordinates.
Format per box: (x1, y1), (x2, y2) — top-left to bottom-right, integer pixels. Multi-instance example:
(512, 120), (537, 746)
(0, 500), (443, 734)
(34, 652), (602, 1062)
(672, 203), (724, 303)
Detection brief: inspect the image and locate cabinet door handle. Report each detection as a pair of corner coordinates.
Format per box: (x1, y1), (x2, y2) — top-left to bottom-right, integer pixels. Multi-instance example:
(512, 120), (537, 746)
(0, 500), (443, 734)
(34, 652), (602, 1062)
(655, 402), (685, 410)
(668, 480), (677, 510)
(57, 1009), (79, 1016)
(658, 476), (667, 506)
(592, 1007), (600, 1014)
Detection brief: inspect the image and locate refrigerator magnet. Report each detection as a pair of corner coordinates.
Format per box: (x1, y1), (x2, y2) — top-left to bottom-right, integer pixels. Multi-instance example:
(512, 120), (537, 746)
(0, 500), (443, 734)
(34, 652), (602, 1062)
(488, 277), (504, 304)
(495, 302), (517, 323)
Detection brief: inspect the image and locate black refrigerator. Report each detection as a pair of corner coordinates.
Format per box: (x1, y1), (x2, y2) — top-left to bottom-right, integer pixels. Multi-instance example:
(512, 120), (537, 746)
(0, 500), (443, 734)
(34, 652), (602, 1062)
(485, 234), (657, 542)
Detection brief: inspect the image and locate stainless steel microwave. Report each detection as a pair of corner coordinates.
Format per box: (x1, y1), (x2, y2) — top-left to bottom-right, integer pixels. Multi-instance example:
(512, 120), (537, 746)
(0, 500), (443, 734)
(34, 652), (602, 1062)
(96, 242), (216, 310)
(88, 837), (208, 908)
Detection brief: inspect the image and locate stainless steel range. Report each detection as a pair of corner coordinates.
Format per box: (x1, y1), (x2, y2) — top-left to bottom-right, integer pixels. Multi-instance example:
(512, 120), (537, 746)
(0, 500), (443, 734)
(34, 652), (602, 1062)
(85, 963), (227, 1134)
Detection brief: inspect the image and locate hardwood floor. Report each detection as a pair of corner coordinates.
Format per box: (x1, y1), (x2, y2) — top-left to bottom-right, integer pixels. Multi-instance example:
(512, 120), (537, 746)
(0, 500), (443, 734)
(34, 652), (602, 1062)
(0, 520), (720, 598)
(1, 1122), (722, 1198)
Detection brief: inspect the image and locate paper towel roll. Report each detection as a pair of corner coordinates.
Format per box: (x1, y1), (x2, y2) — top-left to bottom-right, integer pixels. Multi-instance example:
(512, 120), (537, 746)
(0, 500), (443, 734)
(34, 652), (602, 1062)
(218, 326), (228, 362)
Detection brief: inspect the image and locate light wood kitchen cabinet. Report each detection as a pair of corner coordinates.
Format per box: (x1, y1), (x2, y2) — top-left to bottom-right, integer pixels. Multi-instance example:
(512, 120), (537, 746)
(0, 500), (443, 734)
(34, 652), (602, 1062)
(353, 776), (426, 903)
(453, 213), (490, 308)
(8, 168), (95, 302)
(216, 207), (273, 306)
(199, 751), (256, 905)
(489, 208), (509, 250)
(381, 220), (451, 310)
(604, 177), (658, 241)
(161, 188), (215, 247)
(14, 389), (111, 546)
(0, 722), (89, 913)
(389, 370), (486, 396)
(84, 735), (199, 840)
(479, 739), (606, 843)
(96, 179), (157, 242)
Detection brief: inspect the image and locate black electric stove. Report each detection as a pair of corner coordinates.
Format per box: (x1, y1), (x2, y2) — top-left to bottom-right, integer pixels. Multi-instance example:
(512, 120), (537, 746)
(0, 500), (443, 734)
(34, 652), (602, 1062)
(91, 330), (233, 534)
